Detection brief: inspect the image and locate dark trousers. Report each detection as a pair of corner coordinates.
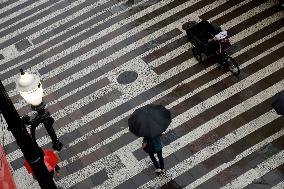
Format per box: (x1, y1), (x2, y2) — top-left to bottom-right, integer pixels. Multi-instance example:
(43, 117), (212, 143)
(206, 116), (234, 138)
(149, 150), (164, 169)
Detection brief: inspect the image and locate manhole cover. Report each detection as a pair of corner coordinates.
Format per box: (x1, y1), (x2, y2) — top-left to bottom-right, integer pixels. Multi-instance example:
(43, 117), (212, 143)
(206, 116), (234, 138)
(0, 54), (4, 60)
(15, 39), (31, 52)
(117, 71), (138, 84)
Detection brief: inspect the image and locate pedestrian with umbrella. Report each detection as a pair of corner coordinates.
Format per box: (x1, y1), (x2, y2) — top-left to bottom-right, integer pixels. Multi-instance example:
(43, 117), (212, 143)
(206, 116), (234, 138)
(128, 104), (171, 175)
(24, 149), (60, 178)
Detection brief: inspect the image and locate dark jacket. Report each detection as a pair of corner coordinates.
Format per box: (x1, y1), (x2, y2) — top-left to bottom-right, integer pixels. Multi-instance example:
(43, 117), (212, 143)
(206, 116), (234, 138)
(143, 136), (162, 152)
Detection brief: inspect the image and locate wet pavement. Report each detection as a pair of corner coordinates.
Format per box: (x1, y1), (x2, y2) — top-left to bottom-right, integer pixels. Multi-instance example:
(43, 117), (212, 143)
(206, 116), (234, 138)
(0, 0), (284, 188)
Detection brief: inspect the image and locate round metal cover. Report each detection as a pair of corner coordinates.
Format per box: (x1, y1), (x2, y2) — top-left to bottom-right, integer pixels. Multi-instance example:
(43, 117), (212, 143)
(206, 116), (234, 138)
(117, 71), (138, 84)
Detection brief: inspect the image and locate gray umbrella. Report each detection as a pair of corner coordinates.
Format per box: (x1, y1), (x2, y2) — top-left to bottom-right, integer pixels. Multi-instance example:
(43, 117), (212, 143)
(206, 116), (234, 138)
(272, 90), (284, 115)
(128, 104), (171, 137)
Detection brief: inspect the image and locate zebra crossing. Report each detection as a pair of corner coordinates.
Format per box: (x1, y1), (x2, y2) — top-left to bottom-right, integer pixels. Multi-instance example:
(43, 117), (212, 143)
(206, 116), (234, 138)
(0, 0), (283, 188)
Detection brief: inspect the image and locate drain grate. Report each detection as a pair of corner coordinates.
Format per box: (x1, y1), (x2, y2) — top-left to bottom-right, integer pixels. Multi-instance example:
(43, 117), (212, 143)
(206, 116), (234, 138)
(117, 71), (138, 84)
(15, 39), (32, 52)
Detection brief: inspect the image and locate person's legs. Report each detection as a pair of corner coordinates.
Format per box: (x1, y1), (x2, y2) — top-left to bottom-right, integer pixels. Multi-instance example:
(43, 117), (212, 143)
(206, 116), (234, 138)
(149, 152), (159, 169)
(156, 150), (164, 170)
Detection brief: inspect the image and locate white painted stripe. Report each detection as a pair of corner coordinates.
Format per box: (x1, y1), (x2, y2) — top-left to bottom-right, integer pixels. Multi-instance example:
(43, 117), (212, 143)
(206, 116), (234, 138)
(6, 27), (284, 162)
(0, 0), (115, 41)
(4, 0), (284, 187)
(220, 0), (276, 30)
(0, 0), (131, 65)
(58, 60), (284, 187)
(52, 0), (277, 77)
(148, 5), (283, 69)
(4, 0), (232, 149)
(9, 0), (228, 110)
(0, 73), (112, 149)
(138, 110), (281, 189)
(229, 11), (282, 44)
(0, 0), (33, 20)
(146, 18), (284, 67)
(184, 129), (284, 189)
(168, 40), (284, 108)
(142, 34), (184, 58)
(29, 0), (129, 42)
(5, 0), (272, 104)
(6, 58), (158, 161)
(2, 0), (222, 89)
(233, 27), (284, 58)
(271, 181), (284, 189)
(208, 0), (252, 21)
(5, 16), (284, 170)
(160, 11), (283, 82)
(0, 0), (178, 75)
(165, 21), (284, 106)
(0, 0), (68, 35)
(5, 0), (282, 161)
(221, 150), (284, 189)
(101, 90), (282, 188)
(167, 1), (283, 74)
(12, 62), (284, 187)
(48, 77), (110, 108)
(56, 42), (284, 165)
(0, 0), (50, 27)
(7, 27), (275, 170)
(51, 85), (114, 121)
(100, 59), (284, 189)
(149, 43), (190, 67)
(13, 39), (284, 170)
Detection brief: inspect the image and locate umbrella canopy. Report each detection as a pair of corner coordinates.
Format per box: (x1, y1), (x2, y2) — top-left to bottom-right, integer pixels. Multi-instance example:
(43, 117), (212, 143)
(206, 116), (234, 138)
(24, 149), (58, 173)
(272, 90), (284, 115)
(128, 104), (171, 137)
